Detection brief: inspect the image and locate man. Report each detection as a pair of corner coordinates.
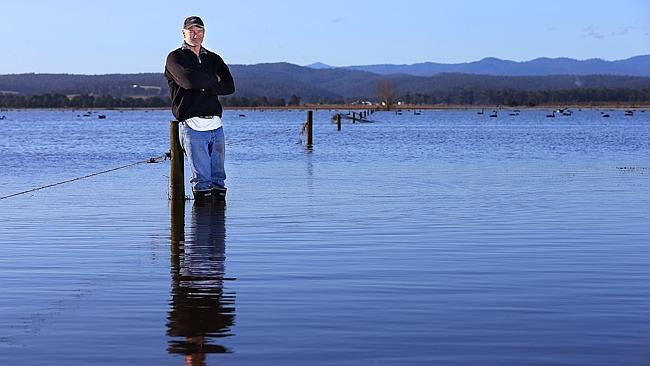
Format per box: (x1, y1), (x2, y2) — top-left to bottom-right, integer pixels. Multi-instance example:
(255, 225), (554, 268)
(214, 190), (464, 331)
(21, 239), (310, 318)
(165, 16), (235, 201)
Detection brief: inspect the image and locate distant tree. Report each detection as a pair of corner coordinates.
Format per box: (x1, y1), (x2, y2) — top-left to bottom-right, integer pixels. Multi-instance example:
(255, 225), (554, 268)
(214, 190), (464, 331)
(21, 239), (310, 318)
(458, 89), (475, 105)
(269, 97), (286, 106)
(403, 92), (413, 104)
(255, 96), (269, 106)
(288, 94), (301, 106)
(377, 79), (395, 111)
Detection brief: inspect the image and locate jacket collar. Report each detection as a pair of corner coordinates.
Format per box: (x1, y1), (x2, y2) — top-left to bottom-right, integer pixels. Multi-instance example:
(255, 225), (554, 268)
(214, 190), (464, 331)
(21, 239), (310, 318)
(182, 42), (208, 54)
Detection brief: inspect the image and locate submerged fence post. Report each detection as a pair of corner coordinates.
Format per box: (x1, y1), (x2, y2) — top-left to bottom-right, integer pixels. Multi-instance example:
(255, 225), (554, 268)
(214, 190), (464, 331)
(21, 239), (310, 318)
(169, 120), (185, 200)
(306, 110), (314, 147)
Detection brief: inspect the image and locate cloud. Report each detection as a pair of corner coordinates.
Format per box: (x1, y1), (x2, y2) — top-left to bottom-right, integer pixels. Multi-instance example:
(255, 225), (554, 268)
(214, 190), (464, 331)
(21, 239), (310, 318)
(583, 25), (605, 39)
(583, 25), (638, 39)
(612, 26), (634, 36)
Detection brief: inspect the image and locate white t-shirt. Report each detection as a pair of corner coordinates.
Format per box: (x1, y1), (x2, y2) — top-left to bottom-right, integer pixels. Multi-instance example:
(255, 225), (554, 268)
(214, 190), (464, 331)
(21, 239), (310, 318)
(184, 116), (223, 131)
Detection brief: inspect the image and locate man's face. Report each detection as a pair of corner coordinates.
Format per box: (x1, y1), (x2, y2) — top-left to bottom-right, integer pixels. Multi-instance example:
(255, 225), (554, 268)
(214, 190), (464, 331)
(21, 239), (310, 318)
(183, 26), (205, 47)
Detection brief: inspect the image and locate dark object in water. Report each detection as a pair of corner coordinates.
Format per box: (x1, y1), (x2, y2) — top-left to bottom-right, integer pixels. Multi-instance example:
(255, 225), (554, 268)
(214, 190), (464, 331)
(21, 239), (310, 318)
(335, 114), (374, 123)
(624, 110), (634, 116)
(602, 114), (610, 118)
(489, 111), (497, 118)
(239, 114), (246, 117)
(0, 116), (5, 120)
(98, 114), (106, 119)
(546, 111), (556, 118)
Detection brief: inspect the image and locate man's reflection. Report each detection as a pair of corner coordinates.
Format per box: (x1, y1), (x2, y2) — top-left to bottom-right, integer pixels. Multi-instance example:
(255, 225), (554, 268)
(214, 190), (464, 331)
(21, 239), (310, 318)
(167, 199), (235, 365)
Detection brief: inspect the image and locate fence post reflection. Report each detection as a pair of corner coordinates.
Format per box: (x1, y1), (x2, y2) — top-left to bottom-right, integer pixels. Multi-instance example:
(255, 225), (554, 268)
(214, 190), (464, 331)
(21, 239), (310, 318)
(167, 200), (235, 365)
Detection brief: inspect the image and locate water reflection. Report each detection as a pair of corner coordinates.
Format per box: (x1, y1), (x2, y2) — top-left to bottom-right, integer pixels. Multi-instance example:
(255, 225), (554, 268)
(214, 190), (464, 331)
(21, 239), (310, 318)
(167, 199), (235, 365)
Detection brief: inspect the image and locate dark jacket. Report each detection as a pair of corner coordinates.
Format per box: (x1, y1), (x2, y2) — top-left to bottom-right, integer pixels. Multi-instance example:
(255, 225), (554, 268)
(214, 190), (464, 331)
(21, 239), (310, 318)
(165, 45), (235, 121)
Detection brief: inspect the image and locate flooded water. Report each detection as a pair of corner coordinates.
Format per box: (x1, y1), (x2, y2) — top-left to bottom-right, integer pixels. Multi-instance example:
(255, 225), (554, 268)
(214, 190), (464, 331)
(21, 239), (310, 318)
(1, 108), (649, 365)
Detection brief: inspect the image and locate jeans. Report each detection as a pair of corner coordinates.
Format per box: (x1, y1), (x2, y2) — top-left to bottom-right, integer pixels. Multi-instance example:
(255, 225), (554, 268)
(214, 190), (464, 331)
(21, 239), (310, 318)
(179, 123), (226, 192)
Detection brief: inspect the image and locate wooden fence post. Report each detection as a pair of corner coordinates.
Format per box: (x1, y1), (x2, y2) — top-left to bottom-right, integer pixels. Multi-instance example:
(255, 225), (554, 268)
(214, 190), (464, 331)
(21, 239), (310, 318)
(170, 120), (185, 200)
(307, 111), (313, 147)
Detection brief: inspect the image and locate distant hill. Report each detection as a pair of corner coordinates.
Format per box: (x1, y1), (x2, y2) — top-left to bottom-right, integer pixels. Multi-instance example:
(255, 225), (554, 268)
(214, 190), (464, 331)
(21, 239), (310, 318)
(335, 55), (650, 77)
(305, 62), (332, 69)
(2, 61), (650, 103)
(0, 73), (169, 99)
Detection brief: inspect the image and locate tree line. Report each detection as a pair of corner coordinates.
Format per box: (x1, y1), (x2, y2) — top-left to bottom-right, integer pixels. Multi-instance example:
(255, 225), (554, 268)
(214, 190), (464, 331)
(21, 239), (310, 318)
(0, 93), (303, 108)
(0, 94), (169, 108)
(1, 88), (649, 109)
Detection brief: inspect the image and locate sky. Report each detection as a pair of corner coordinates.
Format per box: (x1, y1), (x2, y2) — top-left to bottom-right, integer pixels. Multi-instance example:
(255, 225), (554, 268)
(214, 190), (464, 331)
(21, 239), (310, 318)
(1, 0), (648, 74)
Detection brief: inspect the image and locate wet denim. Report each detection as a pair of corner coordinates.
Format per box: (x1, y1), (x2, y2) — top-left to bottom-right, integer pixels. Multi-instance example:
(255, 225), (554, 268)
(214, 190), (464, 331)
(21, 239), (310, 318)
(179, 122), (226, 192)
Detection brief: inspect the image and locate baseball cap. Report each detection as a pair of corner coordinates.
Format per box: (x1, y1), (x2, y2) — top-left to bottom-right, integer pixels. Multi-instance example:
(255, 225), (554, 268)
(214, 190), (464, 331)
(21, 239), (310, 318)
(183, 16), (204, 29)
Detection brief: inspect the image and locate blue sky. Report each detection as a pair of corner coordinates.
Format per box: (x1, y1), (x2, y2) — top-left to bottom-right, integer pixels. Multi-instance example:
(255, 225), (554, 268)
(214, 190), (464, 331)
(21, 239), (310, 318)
(1, 0), (648, 74)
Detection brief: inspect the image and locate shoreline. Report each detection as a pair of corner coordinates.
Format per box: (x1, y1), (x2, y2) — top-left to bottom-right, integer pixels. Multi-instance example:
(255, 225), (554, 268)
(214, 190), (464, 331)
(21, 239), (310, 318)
(1, 103), (648, 112)
(224, 103), (650, 111)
